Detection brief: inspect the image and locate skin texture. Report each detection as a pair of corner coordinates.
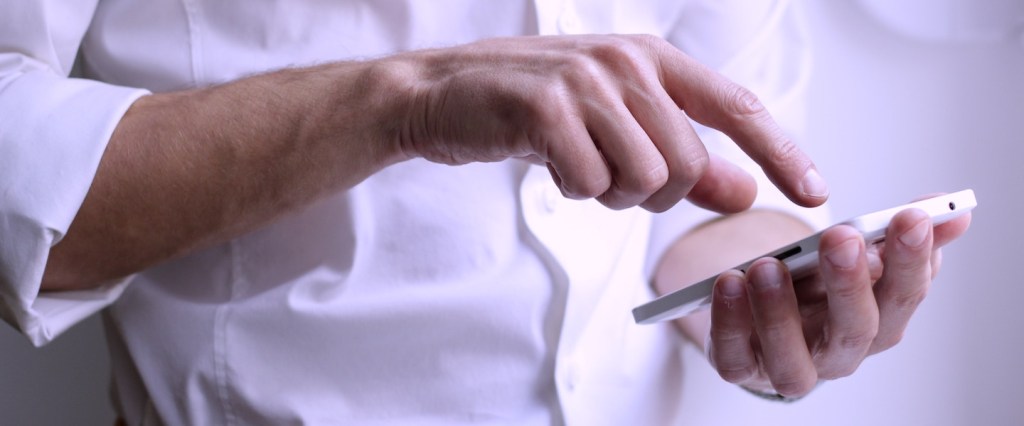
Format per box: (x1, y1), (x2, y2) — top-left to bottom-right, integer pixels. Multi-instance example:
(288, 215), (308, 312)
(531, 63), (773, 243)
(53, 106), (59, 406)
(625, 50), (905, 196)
(42, 35), (827, 291)
(658, 205), (971, 398)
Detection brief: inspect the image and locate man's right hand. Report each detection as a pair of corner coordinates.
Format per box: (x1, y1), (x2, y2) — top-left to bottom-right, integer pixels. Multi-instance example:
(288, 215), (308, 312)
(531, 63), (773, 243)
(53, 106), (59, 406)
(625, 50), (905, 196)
(43, 35), (827, 291)
(386, 35), (829, 213)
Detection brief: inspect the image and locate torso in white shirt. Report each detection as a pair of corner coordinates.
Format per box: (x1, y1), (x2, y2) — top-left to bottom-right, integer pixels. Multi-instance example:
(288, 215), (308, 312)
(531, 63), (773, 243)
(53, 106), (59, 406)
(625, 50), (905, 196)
(83, 2), (703, 424)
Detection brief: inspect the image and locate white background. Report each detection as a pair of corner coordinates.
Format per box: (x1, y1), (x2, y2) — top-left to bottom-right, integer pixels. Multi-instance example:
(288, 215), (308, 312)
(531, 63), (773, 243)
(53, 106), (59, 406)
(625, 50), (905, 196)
(680, 1), (1024, 425)
(1, 1), (1022, 424)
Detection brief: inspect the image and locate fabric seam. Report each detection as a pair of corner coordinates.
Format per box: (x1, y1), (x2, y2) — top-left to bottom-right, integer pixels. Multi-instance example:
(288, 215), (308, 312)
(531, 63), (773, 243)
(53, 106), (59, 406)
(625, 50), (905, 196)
(182, 0), (204, 86)
(213, 239), (241, 426)
(180, 3), (233, 422)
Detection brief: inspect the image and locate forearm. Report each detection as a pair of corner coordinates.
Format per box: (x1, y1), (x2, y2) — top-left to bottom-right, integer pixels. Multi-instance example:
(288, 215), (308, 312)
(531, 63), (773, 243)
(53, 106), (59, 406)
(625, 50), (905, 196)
(653, 209), (815, 350)
(42, 62), (412, 291)
(42, 33), (829, 292)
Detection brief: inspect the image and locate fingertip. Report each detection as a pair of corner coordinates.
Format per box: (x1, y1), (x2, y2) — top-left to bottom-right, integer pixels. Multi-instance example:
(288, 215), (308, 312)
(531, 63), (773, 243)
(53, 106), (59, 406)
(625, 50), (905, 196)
(901, 192), (971, 247)
(795, 167), (829, 207)
(764, 161), (828, 209)
(682, 155), (757, 214)
(823, 236), (864, 271)
(746, 258), (788, 291)
(893, 207), (931, 224)
(866, 248), (884, 281)
(930, 248), (943, 280)
(820, 224), (863, 248)
(934, 212), (971, 248)
(951, 211), (972, 230)
(716, 270), (747, 299)
(890, 209), (932, 249)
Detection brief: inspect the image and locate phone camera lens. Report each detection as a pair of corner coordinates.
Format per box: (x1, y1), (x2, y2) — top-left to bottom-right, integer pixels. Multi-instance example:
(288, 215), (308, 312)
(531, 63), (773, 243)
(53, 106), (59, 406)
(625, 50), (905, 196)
(948, 202), (956, 210)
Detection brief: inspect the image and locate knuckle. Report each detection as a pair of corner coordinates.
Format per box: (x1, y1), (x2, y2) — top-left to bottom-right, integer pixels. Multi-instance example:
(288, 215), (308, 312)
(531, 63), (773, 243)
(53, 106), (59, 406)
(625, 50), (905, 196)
(888, 243), (933, 269)
(566, 175), (610, 199)
(709, 326), (749, 345)
(558, 53), (606, 93)
(819, 363), (860, 380)
(873, 331), (905, 352)
(587, 37), (650, 76)
(673, 149), (709, 187)
(629, 33), (672, 60)
(535, 78), (569, 105)
(758, 322), (793, 343)
(609, 157), (670, 200)
(771, 375), (817, 397)
(720, 83), (766, 117)
(836, 328), (878, 351)
(580, 182), (610, 199)
(633, 33), (666, 47)
(717, 366), (758, 384)
(891, 287), (929, 311)
(596, 192), (635, 211)
(767, 138), (803, 167)
(830, 278), (869, 301)
(631, 162), (669, 195)
(640, 198), (675, 214)
(588, 36), (633, 60)
(529, 83), (575, 127)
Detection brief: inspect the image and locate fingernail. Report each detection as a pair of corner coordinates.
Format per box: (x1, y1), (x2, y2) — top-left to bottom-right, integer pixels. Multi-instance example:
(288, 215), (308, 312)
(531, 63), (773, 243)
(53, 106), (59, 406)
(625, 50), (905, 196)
(825, 238), (861, 269)
(898, 219), (930, 248)
(749, 261), (783, 289)
(801, 169), (829, 199)
(719, 272), (744, 298)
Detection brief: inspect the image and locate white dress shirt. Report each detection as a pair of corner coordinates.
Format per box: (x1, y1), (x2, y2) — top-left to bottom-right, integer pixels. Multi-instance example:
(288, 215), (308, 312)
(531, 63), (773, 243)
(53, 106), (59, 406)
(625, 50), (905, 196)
(0, 0), (828, 424)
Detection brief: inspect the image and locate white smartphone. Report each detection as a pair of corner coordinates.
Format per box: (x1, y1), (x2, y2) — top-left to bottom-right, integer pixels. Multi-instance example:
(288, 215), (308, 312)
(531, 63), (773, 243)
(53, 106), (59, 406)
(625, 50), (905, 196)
(632, 189), (978, 325)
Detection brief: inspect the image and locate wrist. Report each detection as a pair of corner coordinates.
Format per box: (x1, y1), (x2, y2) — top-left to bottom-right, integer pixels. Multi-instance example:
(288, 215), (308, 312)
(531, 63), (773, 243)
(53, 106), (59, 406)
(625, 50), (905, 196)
(316, 60), (417, 168)
(350, 52), (439, 165)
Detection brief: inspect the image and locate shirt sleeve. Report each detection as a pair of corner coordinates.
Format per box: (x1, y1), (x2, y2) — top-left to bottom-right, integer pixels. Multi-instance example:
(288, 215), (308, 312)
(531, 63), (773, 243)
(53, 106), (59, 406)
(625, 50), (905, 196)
(645, 0), (832, 278)
(0, 1), (149, 346)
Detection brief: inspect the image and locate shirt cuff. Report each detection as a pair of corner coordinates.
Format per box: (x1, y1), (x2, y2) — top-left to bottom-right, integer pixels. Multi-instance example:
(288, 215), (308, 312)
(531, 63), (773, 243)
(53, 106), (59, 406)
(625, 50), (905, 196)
(0, 69), (149, 346)
(0, 278), (134, 347)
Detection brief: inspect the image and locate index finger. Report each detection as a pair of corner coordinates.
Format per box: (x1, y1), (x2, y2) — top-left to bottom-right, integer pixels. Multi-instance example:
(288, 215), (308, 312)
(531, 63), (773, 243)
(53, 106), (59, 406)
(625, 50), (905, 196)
(653, 43), (828, 208)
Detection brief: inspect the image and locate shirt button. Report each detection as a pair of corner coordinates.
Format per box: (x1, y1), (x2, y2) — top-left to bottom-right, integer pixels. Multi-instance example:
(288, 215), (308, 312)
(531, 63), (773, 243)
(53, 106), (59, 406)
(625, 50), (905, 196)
(565, 362), (579, 391)
(542, 187), (561, 213)
(558, 12), (582, 34)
